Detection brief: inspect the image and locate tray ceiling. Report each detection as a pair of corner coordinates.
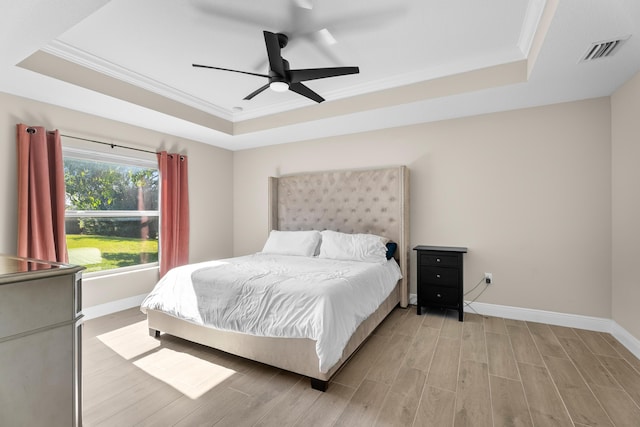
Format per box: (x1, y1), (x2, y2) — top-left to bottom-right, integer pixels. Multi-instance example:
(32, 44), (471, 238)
(2, 0), (639, 150)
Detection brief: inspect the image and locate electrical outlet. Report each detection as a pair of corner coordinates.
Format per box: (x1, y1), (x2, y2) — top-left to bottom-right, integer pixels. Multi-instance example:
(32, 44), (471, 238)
(484, 272), (493, 284)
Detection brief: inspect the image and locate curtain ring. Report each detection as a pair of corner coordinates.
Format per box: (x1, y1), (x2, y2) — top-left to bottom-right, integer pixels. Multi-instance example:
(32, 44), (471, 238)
(26, 127), (37, 134)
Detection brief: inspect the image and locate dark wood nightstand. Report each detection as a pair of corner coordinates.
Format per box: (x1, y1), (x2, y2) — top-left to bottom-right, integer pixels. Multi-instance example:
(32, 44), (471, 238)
(414, 245), (468, 321)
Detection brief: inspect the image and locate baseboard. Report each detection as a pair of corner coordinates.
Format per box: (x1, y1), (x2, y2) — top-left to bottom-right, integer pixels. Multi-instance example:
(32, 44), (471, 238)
(82, 293), (148, 320)
(408, 293), (640, 360)
(464, 300), (613, 331)
(409, 293), (418, 305)
(610, 321), (640, 361)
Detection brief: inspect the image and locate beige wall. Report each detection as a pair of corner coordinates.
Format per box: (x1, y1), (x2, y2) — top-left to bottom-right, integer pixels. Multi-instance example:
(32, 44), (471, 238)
(234, 98), (612, 318)
(0, 90), (622, 328)
(612, 71), (640, 339)
(0, 92), (234, 308)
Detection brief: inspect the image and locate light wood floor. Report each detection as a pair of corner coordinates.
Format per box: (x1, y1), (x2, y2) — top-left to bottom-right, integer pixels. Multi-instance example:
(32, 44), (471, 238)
(82, 306), (640, 426)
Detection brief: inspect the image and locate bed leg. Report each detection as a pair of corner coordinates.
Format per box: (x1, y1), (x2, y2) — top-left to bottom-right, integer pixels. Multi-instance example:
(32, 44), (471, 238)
(149, 328), (160, 338)
(310, 378), (328, 392)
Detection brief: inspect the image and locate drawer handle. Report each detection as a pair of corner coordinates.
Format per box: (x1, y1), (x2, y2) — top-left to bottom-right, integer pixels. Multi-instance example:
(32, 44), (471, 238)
(436, 293), (442, 298)
(436, 258), (441, 262)
(436, 274), (441, 278)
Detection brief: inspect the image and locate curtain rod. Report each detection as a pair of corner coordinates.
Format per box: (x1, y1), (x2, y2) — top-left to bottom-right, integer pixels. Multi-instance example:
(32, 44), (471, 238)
(26, 128), (184, 160)
(25, 127), (156, 155)
(59, 133), (157, 155)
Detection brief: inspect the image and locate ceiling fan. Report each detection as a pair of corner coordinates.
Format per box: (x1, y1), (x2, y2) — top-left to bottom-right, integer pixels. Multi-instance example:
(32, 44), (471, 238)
(192, 31), (360, 103)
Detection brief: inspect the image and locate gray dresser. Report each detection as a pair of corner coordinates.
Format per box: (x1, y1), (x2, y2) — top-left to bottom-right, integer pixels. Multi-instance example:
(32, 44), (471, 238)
(0, 255), (84, 427)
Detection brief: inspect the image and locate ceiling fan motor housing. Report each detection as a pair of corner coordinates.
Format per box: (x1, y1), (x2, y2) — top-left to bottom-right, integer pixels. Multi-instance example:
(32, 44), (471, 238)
(271, 58), (291, 83)
(270, 55), (291, 92)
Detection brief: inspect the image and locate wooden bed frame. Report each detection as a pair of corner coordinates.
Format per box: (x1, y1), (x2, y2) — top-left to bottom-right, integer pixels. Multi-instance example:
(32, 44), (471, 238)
(147, 166), (410, 390)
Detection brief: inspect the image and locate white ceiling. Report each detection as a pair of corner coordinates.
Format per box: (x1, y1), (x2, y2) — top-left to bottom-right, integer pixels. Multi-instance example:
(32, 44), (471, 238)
(2, 0), (639, 151)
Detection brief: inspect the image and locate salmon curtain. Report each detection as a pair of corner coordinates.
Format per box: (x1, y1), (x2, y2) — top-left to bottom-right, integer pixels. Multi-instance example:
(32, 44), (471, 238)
(157, 151), (189, 277)
(16, 124), (68, 263)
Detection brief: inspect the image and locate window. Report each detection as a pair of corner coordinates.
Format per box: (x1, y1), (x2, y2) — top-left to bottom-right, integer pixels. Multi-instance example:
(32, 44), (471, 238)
(63, 147), (159, 274)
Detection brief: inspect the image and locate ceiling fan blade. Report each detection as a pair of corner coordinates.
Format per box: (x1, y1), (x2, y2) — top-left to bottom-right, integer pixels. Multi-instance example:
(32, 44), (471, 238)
(289, 82), (325, 103)
(192, 64), (268, 79)
(263, 31), (286, 76)
(243, 83), (271, 100)
(317, 7), (407, 34)
(293, 0), (313, 9)
(289, 66), (359, 83)
(314, 28), (337, 46)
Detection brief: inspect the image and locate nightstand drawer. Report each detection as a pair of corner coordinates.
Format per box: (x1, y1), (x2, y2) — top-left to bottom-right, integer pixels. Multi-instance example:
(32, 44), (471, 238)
(421, 286), (458, 306)
(420, 266), (458, 287)
(419, 253), (458, 267)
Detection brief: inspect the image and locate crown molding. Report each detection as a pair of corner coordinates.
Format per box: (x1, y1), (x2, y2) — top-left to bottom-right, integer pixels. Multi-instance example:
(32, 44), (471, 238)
(43, 40), (235, 121)
(518, 0), (548, 56)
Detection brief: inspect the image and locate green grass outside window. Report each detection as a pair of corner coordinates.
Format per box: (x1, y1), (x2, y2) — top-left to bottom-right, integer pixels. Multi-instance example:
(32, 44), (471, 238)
(66, 234), (158, 273)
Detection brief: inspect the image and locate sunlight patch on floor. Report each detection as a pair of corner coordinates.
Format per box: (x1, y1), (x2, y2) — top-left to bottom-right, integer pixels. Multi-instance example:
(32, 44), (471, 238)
(97, 320), (160, 359)
(133, 348), (236, 399)
(96, 320), (236, 399)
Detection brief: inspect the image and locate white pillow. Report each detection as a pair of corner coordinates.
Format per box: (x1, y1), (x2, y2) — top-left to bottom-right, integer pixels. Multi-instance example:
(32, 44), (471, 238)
(261, 230), (321, 257)
(319, 230), (388, 263)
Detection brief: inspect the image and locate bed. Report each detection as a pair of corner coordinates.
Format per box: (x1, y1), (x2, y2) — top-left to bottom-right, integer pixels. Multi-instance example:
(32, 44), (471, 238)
(142, 166), (409, 391)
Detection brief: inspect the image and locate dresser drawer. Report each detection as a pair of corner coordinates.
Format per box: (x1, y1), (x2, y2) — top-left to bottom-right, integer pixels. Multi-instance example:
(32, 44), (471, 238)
(418, 252), (458, 267)
(0, 275), (74, 338)
(419, 266), (458, 287)
(421, 286), (458, 306)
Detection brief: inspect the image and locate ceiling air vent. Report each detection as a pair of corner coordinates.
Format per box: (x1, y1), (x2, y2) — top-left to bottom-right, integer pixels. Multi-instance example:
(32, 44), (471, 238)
(581, 36), (630, 62)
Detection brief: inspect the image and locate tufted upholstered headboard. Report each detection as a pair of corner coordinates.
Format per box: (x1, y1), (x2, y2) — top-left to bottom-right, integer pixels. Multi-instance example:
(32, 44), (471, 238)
(268, 166), (409, 307)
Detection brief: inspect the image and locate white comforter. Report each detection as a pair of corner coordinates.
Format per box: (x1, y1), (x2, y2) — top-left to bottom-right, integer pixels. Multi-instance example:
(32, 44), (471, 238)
(141, 253), (402, 373)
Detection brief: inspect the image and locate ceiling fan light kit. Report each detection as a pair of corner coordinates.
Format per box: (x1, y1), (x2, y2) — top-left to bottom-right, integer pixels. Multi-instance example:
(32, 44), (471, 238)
(192, 30), (359, 104)
(270, 81), (290, 92)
